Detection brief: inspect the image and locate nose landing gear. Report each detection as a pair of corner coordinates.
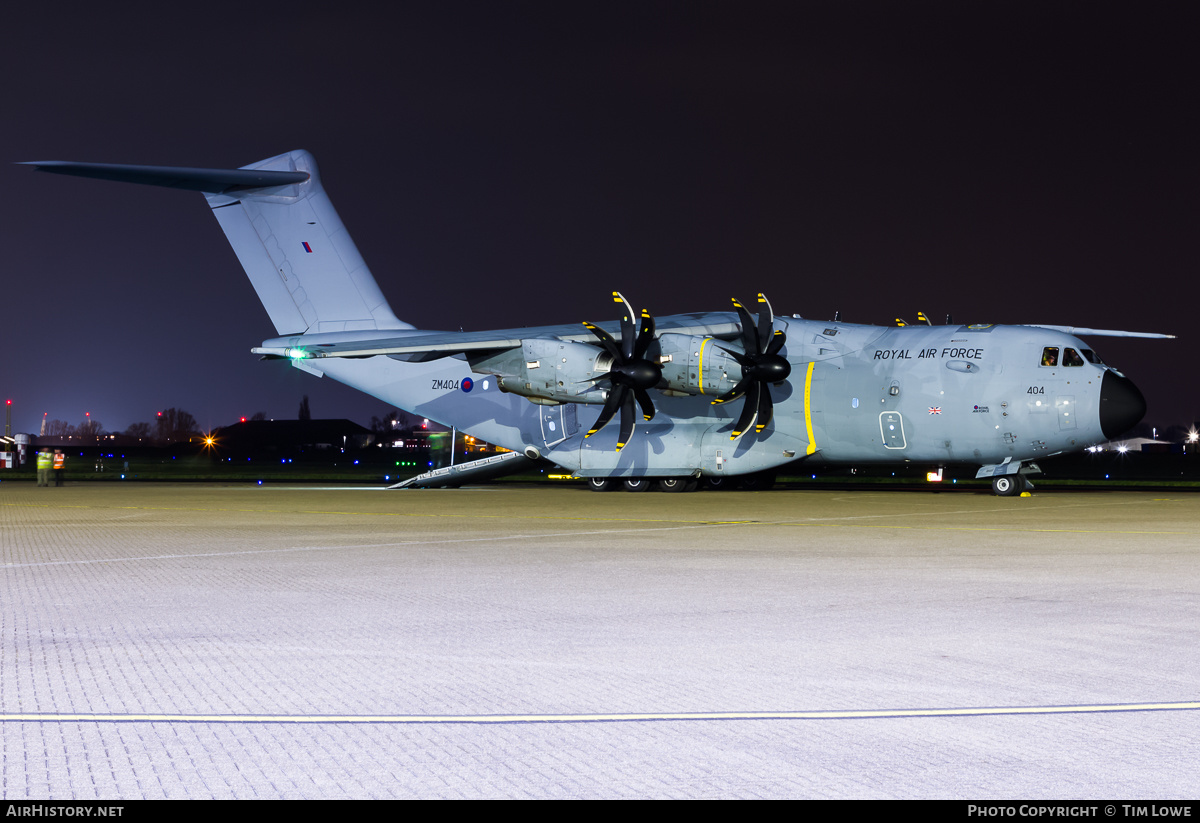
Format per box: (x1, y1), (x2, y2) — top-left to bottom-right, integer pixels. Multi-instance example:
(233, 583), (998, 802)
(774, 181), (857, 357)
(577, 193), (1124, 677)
(990, 474), (1028, 496)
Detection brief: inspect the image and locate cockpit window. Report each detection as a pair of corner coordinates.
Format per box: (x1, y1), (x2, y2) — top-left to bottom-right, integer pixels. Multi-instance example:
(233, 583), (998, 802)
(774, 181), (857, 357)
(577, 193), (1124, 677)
(1040, 347), (1059, 367)
(1063, 348), (1085, 367)
(1081, 348), (1103, 365)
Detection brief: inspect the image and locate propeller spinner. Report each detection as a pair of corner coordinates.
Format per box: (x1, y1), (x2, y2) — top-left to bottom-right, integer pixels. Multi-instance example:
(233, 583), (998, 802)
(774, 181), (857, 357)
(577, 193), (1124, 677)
(582, 292), (662, 452)
(713, 293), (792, 440)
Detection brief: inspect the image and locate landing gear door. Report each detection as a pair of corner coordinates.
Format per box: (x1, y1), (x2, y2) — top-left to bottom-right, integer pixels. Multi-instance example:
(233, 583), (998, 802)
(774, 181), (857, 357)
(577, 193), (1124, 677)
(880, 411), (906, 449)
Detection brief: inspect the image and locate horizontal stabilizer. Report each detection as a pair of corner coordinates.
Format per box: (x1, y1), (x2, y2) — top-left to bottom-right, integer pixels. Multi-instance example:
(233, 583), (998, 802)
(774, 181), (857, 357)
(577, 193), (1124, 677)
(19, 160), (309, 194)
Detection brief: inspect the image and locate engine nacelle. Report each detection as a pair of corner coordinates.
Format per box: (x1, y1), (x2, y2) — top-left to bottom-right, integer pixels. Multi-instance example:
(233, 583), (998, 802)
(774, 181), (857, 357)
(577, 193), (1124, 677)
(469, 333), (748, 406)
(655, 333), (742, 398)
(471, 338), (610, 405)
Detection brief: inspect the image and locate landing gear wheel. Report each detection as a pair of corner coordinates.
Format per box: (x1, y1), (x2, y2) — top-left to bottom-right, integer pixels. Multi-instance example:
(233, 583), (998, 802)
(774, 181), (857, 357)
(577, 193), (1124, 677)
(701, 476), (730, 491)
(587, 477), (616, 492)
(991, 475), (1024, 497)
(658, 477), (698, 493)
(623, 478), (652, 492)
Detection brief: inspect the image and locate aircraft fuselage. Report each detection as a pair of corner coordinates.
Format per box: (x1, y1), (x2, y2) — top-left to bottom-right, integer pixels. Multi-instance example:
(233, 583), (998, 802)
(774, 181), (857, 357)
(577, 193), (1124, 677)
(307, 315), (1143, 482)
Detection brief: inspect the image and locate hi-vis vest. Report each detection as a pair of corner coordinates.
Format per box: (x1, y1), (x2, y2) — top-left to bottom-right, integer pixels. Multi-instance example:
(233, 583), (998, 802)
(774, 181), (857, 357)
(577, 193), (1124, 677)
(52, 452), (64, 470)
(37, 452), (51, 469)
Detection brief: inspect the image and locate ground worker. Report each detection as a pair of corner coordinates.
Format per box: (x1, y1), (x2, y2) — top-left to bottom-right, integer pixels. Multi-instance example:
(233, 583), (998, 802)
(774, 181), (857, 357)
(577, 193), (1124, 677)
(53, 449), (65, 486)
(36, 448), (52, 487)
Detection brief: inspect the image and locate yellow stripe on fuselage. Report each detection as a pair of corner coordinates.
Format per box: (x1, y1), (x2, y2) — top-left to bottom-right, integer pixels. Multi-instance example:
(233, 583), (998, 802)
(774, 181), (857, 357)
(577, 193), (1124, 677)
(804, 361), (817, 455)
(697, 338), (710, 395)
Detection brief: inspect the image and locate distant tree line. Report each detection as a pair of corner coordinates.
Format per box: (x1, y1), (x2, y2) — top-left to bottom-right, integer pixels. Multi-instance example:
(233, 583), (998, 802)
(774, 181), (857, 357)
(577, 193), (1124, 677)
(43, 417), (104, 438)
(119, 407), (200, 444)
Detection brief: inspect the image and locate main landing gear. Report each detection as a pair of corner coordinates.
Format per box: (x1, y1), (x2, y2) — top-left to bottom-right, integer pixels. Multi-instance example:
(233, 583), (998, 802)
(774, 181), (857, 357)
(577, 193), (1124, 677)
(585, 473), (773, 492)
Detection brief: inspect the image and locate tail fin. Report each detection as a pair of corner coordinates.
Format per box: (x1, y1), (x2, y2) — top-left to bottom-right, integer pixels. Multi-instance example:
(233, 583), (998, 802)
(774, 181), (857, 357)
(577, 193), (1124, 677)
(206, 150), (410, 335)
(23, 150), (411, 335)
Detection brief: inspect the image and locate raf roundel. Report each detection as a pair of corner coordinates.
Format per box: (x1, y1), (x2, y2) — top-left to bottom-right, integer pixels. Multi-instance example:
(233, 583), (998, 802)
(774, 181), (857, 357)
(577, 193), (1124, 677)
(461, 377), (474, 393)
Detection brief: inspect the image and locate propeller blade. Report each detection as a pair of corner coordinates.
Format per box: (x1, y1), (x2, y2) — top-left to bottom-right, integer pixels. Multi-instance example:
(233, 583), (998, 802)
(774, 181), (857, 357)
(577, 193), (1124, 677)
(765, 328), (786, 356)
(582, 321), (622, 362)
(711, 377), (751, 406)
(714, 344), (753, 369)
(585, 387), (624, 439)
(635, 308), (656, 359)
(614, 292), (636, 361)
(754, 382), (774, 433)
(732, 298), (759, 354)
(756, 293), (774, 349)
(616, 389), (637, 451)
(634, 386), (656, 422)
(730, 382), (761, 440)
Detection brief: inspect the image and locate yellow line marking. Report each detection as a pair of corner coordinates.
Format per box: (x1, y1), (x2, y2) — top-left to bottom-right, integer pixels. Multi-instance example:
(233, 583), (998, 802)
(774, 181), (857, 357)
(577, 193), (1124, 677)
(697, 337), (709, 395)
(3, 701), (1198, 724)
(804, 360), (817, 454)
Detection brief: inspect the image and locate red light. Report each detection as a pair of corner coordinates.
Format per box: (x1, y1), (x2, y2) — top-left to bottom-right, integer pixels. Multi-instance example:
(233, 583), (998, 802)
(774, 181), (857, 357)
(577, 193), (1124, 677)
(240, 417), (247, 423)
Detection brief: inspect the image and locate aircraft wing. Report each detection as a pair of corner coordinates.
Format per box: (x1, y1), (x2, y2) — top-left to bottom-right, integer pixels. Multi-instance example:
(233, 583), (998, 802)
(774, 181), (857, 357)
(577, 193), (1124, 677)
(252, 313), (744, 361)
(1023, 325), (1176, 339)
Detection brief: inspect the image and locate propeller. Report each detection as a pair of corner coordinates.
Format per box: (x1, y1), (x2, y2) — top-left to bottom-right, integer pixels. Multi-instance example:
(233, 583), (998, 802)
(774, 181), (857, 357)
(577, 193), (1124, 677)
(712, 293), (792, 440)
(582, 292), (662, 452)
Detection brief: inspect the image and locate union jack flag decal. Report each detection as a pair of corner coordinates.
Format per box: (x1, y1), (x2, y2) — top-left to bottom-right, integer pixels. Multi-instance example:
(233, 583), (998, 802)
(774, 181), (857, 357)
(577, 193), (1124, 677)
(928, 407), (942, 415)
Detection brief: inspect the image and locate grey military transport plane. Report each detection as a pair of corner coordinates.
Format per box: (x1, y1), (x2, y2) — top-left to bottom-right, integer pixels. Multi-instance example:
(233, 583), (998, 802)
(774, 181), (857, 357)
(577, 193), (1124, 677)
(22, 150), (1171, 495)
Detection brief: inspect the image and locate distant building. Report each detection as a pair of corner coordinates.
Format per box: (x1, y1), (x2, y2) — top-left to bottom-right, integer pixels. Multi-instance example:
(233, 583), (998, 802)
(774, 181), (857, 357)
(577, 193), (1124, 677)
(211, 419), (372, 454)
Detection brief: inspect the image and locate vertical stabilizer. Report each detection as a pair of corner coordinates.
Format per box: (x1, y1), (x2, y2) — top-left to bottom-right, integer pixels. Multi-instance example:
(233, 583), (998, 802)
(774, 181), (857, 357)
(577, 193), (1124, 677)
(205, 150), (411, 335)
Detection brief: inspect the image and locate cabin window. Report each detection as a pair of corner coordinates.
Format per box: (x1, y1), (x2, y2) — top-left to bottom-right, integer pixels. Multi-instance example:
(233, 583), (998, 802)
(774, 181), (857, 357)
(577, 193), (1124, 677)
(1081, 348), (1103, 365)
(1063, 348), (1085, 367)
(1040, 347), (1059, 367)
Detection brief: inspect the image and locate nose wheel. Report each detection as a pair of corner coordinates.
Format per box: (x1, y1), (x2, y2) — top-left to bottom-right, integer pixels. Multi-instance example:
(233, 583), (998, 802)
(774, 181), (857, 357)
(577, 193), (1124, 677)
(991, 475), (1028, 496)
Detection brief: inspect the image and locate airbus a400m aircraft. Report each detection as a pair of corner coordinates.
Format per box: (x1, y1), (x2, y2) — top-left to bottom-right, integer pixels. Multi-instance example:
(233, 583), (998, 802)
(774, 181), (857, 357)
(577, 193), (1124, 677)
(24, 150), (1171, 495)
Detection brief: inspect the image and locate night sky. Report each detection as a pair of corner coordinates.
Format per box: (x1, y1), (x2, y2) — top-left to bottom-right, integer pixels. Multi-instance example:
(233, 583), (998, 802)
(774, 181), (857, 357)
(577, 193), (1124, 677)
(4, 3), (1197, 436)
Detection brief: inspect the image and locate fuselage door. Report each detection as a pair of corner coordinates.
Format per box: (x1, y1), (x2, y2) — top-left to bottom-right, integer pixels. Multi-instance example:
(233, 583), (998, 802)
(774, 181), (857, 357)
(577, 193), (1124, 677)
(880, 411), (906, 449)
(1055, 395), (1077, 431)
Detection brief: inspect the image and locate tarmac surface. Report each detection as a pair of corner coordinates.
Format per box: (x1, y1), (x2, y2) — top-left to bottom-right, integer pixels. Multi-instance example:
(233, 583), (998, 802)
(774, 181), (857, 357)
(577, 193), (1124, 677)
(1, 480), (1198, 799)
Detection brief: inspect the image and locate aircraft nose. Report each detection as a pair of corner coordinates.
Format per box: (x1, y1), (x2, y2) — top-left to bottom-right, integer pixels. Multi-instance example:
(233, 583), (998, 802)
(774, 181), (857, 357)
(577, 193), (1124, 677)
(1099, 370), (1147, 439)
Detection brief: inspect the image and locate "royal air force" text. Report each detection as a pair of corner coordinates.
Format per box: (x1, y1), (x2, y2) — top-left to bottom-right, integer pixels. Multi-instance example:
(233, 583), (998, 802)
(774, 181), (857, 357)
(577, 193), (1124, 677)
(873, 347), (984, 360)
